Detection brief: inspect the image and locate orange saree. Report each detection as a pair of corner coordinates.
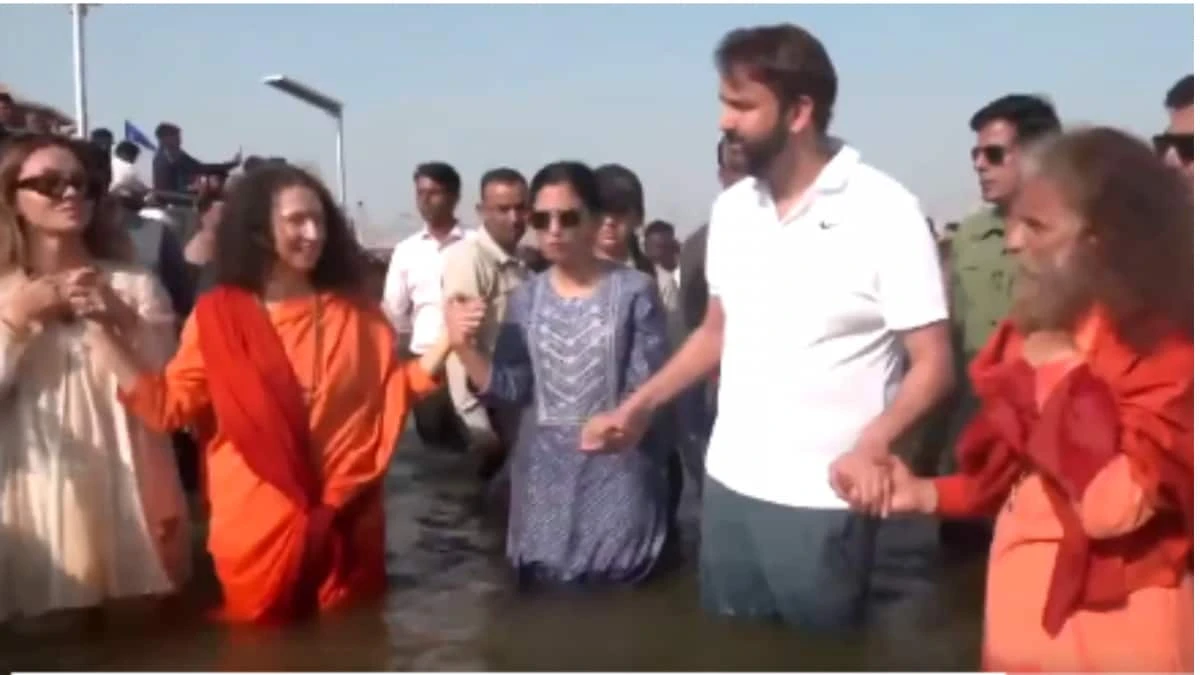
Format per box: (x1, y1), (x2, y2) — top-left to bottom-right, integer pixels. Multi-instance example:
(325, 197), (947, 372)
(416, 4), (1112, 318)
(934, 312), (1193, 671)
(120, 286), (439, 623)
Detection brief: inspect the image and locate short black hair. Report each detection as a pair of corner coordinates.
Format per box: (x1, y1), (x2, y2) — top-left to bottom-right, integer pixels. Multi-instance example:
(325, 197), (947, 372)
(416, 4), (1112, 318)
(90, 127), (113, 143)
(0, 92), (13, 105)
(154, 122), (180, 140)
(594, 163), (645, 220)
(413, 161), (461, 197)
(243, 155), (265, 172)
(72, 138), (111, 195)
(969, 95), (1061, 145)
(644, 220), (675, 239)
(213, 164), (364, 296)
(715, 24), (838, 132)
(1165, 74), (1193, 110)
(113, 140), (139, 162)
(479, 167), (526, 197)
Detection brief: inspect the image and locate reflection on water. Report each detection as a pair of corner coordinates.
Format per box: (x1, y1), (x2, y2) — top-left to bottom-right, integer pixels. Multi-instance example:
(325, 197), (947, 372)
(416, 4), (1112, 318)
(1, 430), (984, 671)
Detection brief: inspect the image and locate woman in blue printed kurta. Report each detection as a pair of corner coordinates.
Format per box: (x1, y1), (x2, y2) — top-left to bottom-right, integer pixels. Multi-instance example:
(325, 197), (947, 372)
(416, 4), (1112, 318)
(445, 161), (674, 585)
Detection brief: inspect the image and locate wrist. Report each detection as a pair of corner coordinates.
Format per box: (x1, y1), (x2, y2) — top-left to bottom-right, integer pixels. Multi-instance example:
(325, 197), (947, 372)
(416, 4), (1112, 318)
(917, 479), (939, 514)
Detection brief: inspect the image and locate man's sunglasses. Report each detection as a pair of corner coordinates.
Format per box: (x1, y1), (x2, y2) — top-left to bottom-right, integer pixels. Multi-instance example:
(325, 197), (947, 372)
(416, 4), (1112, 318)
(529, 208), (584, 231)
(970, 144), (1008, 167)
(14, 171), (101, 200)
(1152, 133), (1194, 163)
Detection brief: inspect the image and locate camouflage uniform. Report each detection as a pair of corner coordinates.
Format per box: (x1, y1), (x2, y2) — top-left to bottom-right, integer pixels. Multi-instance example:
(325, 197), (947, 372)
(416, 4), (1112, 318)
(929, 207), (1013, 475)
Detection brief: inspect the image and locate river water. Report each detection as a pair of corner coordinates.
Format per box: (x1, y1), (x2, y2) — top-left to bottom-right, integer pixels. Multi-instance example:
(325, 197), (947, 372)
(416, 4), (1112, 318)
(3, 431), (985, 671)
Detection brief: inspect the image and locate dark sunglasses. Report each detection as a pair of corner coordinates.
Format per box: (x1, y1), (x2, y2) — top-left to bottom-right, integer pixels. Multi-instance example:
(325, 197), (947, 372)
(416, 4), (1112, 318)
(14, 171), (100, 200)
(529, 208), (584, 231)
(970, 144), (1008, 167)
(1152, 133), (1193, 163)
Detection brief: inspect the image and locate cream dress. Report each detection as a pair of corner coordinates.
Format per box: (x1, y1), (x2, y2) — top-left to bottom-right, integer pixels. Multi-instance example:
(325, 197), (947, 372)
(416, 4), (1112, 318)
(0, 263), (190, 621)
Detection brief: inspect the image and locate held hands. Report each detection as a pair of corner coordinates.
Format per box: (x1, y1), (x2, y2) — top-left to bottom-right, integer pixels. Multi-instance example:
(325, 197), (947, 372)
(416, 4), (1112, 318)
(443, 294), (486, 349)
(4, 267), (127, 331)
(829, 426), (937, 517)
(580, 401), (652, 453)
(59, 267), (127, 329)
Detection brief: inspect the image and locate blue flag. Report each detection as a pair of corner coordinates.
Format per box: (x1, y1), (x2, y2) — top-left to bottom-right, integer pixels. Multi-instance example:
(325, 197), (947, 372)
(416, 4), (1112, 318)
(123, 120), (156, 152)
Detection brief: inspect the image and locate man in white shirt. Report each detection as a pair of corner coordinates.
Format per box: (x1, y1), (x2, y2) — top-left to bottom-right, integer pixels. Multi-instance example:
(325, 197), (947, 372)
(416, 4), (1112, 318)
(382, 162), (471, 449)
(585, 24), (952, 632)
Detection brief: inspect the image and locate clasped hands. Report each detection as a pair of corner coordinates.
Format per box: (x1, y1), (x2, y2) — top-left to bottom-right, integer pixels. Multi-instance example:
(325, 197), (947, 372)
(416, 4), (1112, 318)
(6, 267), (128, 331)
(442, 294), (486, 349)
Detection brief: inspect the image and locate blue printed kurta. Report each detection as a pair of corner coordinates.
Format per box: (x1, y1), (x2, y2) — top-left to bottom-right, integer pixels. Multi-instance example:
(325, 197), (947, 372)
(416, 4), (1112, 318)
(481, 265), (673, 585)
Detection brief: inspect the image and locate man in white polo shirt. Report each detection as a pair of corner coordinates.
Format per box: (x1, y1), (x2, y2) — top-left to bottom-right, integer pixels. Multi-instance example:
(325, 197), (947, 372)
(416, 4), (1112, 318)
(583, 23), (952, 632)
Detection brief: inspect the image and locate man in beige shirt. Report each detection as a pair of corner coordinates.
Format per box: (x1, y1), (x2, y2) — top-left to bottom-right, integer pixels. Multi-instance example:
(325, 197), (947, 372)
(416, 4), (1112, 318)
(441, 168), (530, 466)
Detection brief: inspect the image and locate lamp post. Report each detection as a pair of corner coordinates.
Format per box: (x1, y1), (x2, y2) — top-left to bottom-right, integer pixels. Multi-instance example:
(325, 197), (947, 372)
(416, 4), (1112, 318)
(70, 3), (90, 137)
(260, 75), (346, 211)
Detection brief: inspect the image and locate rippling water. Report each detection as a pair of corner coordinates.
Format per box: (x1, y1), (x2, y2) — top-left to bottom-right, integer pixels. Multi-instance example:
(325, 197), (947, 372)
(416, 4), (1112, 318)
(2, 430), (985, 671)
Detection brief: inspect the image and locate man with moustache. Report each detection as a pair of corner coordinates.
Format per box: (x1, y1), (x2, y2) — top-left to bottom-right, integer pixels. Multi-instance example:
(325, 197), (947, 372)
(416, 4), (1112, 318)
(1155, 74), (1192, 185)
(441, 168), (531, 477)
(583, 24), (952, 631)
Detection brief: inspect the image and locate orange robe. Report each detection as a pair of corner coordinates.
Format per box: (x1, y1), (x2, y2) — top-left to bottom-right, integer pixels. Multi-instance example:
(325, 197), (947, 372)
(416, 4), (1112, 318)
(120, 290), (438, 623)
(936, 312), (1193, 671)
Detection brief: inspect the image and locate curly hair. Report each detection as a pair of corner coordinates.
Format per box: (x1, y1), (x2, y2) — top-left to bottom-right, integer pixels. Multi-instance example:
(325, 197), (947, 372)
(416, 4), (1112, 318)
(1027, 126), (1193, 350)
(211, 163), (364, 297)
(0, 133), (130, 275)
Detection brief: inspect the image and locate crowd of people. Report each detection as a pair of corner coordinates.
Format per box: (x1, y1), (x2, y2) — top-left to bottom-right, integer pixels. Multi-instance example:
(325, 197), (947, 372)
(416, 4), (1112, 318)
(0, 21), (1193, 672)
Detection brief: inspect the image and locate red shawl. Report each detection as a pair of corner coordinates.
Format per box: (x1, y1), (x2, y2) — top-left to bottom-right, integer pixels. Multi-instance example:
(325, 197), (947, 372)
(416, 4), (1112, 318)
(937, 316), (1193, 635)
(195, 286), (339, 621)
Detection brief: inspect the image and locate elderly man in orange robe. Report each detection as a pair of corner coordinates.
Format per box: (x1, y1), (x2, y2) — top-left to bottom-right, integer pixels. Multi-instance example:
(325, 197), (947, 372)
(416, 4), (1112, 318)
(836, 126), (1193, 671)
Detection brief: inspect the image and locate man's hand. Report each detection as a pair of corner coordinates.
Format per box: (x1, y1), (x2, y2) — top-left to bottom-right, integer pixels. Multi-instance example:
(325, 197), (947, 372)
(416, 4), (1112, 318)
(829, 422), (896, 516)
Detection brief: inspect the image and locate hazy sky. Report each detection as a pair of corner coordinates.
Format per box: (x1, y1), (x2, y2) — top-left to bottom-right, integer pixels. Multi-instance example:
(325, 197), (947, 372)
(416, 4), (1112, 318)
(1, 4), (1191, 245)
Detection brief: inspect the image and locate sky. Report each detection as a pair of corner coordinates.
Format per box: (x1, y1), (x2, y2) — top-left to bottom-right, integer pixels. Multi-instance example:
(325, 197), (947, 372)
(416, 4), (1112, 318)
(1, 3), (1192, 246)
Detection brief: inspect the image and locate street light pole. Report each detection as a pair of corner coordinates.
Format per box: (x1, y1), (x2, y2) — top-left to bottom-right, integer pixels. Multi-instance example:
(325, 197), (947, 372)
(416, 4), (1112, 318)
(335, 113), (346, 209)
(260, 74), (347, 211)
(70, 3), (88, 137)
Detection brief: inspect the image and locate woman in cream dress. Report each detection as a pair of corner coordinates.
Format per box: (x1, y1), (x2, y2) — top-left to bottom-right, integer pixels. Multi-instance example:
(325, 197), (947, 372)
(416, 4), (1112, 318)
(0, 135), (189, 626)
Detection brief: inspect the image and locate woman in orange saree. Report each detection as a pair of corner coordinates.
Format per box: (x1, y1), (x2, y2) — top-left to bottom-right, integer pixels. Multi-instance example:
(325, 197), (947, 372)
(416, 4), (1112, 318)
(87, 164), (467, 624)
(836, 128), (1193, 671)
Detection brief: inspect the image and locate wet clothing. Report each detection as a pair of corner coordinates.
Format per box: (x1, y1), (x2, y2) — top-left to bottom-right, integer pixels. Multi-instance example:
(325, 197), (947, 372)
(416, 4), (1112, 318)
(935, 312), (1192, 670)
(481, 267), (674, 585)
(121, 288), (439, 623)
(700, 475), (878, 631)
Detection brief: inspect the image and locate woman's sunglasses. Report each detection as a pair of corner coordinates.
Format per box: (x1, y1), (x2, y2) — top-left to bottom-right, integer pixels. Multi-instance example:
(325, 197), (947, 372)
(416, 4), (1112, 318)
(14, 171), (101, 201)
(529, 208), (584, 231)
(1152, 133), (1194, 164)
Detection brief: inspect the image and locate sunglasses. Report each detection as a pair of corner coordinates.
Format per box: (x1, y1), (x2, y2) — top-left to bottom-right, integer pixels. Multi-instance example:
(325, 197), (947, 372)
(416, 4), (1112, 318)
(14, 171), (100, 201)
(1152, 133), (1194, 164)
(529, 208), (584, 231)
(970, 144), (1008, 167)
